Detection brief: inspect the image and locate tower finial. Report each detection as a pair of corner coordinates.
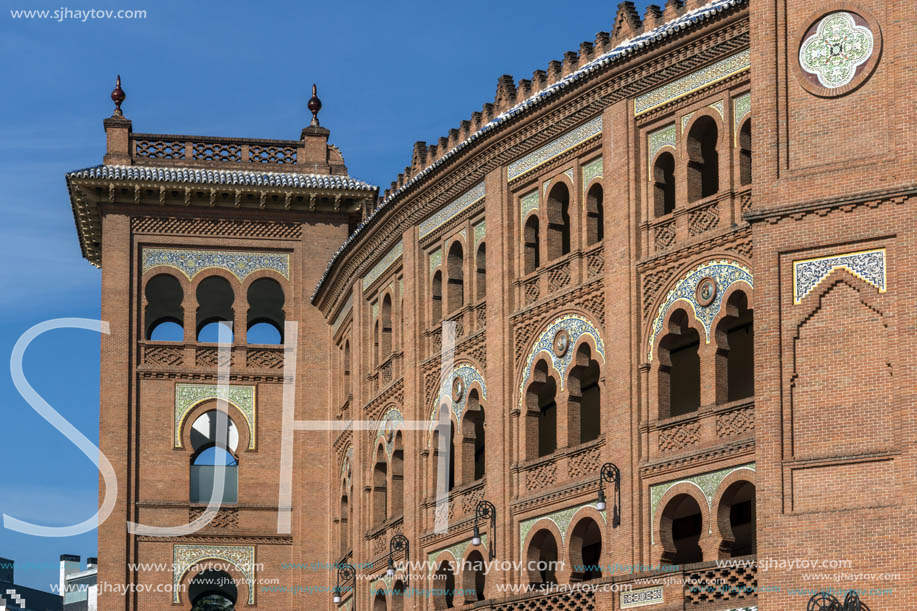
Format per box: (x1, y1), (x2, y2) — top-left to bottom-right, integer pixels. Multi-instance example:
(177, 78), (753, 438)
(110, 75), (126, 117)
(307, 83), (322, 127)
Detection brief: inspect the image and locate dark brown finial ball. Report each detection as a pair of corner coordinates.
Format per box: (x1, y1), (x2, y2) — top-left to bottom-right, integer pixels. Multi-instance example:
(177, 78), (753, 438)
(308, 83), (322, 125)
(110, 75), (125, 116)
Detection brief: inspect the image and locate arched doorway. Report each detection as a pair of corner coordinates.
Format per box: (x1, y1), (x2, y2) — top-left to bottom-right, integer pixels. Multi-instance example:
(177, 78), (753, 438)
(189, 570), (236, 610)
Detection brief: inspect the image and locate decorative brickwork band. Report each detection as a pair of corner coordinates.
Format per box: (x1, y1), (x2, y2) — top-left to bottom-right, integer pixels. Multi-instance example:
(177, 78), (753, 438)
(792, 248), (885, 304)
(174, 383), (256, 449)
(507, 116), (602, 181)
(172, 544), (255, 604)
(635, 49), (750, 115)
(142, 247), (289, 281)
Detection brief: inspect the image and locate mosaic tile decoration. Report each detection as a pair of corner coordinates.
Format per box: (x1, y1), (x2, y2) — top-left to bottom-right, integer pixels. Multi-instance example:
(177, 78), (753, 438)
(520, 190), (540, 222)
(793, 248), (885, 304)
(172, 544), (255, 604)
(369, 572), (394, 595)
(142, 247), (289, 281)
(425, 535), (487, 575)
(519, 502), (606, 552)
(710, 100), (725, 120)
(175, 384), (256, 449)
(517, 315), (605, 410)
(681, 111), (696, 132)
(799, 12), (874, 89)
(431, 364), (488, 423)
(332, 293), (353, 336)
(635, 49), (750, 115)
(459, 228), (468, 243)
(371, 300), (378, 321)
(564, 168), (575, 183)
(418, 182), (485, 239)
(362, 240), (403, 290)
(733, 93), (751, 135)
(429, 247), (442, 273)
(647, 125), (676, 172)
(646, 260), (753, 362)
(581, 157), (603, 195)
(649, 463), (755, 544)
(376, 408), (404, 456)
(474, 222), (486, 247)
(507, 116), (603, 181)
(621, 586), (664, 609)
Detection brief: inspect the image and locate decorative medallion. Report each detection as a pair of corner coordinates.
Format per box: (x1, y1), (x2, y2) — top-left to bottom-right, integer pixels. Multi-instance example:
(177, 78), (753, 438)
(553, 329), (570, 357)
(647, 260), (752, 362)
(376, 408), (404, 456)
(799, 12), (874, 90)
(452, 377), (465, 402)
(695, 277), (717, 307)
(518, 314), (605, 410)
(143, 248), (289, 281)
(172, 544), (255, 604)
(793, 247), (885, 304)
(174, 384), (256, 449)
(429, 364), (487, 441)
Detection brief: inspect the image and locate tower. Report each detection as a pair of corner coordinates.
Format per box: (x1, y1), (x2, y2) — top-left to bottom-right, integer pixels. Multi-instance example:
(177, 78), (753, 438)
(66, 80), (377, 610)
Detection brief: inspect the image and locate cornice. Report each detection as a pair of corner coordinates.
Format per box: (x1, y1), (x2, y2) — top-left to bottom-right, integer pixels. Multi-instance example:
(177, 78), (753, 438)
(744, 184), (916, 224)
(314, 14), (750, 315)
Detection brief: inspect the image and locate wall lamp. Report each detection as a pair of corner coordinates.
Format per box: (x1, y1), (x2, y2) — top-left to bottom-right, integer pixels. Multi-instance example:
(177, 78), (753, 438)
(596, 462), (621, 528)
(332, 562), (355, 606)
(471, 499), (496, 560)
(386, 534), (409, 577)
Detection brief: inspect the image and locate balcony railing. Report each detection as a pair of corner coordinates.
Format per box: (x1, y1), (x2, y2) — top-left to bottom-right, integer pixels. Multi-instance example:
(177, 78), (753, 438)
(645, 187), (751, 256)
(138, 341), (285, 373)
(513, 437), (603, 497)
(129, 133), (304, 171)
(648, 398), (754, 458)
(424, 301), (486, 359)
(513, 244), (604, 310)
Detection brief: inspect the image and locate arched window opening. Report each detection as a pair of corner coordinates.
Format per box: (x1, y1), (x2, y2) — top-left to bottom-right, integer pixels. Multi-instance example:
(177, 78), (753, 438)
(546, 183), (571, 260)
(525, 360), (558, 458)
(569, 518), (603, 582)
(718, 291), (754, 402)
(585, 184), (604, 245)
(568, 344), (601, 446)
(661, 494), (704, 565)
(343, 340), (352, 398)
(463, 550), (486, 602)
(381, 294), (393, 358)
(739, 118), (752, 187)
(526, 529), (558, 585)
(190, 409), (240, 453)
(373, 590), (387, 611)
(447, 242), (464, 313)
(687, 116), (719, 202)
(461, 390), (485, 484)
(190, 446), (238, 504)
(372, 446), (387, 527)
(658, 310), (701, 418)
(718, 481), (756, 558)
(431, 271), (443, 326)
(523, 215), (541, 274)
(475, 243), (487, 301)
(339, 494), (350, 557)
(189, 570), (237, 611)
(246, 277), (284, 345)
(448, 422), (456, 492)
(196, 276), (235, 343)
(145, 273), (183, 341)
(433, 561), (456, 609)
(392, 580), (406, 611)
(390, 432), (404, 519)
(653, 152), (676, 217)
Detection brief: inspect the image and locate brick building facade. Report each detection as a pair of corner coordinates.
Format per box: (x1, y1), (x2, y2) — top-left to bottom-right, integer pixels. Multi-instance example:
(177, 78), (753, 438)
(65, 0), (916, 609)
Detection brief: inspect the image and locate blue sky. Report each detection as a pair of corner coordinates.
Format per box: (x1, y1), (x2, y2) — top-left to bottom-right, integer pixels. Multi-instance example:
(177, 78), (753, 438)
(0, 0), (657, 592)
